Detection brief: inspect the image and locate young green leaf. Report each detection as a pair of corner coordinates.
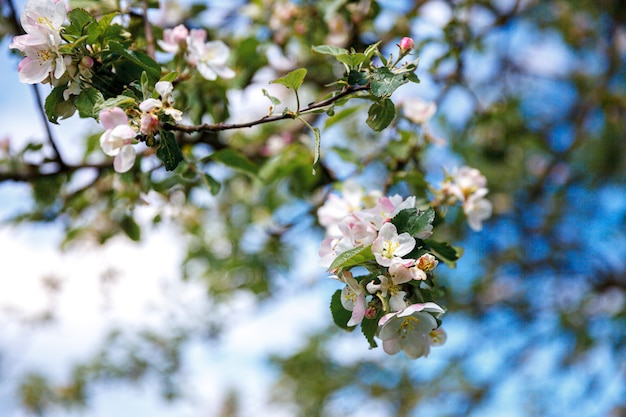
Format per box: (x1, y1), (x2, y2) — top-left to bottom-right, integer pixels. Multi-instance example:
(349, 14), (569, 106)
(425, 239), (464, 268)
(270, 68), (307, 91)
(312, 44), (349, 56)
(391, 207), (435, 237)
(370, 67), (409, 98)
(157, 130), (184, 171)
(201, 172), (221, 195)
(366, 98), (396, 131)
(75, 88), (104, 119)
(210, 148), (259, 177)
(329, 245), (374, 271)
(361, 317), (379, 348)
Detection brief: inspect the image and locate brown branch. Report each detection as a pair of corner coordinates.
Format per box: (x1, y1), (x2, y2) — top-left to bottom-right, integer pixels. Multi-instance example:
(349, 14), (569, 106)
(141, 0), (155, 60)
(164, 85), (370, 134)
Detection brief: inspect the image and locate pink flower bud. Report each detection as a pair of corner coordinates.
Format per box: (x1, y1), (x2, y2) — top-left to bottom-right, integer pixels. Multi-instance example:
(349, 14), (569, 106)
(365, 306), (377, 319)
(80, 56), (94, 68)
(399, 37), (414, 52)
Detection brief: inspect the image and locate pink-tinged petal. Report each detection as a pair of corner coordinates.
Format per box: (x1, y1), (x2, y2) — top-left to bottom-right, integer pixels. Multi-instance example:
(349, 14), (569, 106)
(99, 107), (128, 129)
(113, 144), (136, 173)
(378, 312), (396, 328)
(16, 56), (50, 84)
(382, 337), (401, 355)
(347, 293), (366, 327)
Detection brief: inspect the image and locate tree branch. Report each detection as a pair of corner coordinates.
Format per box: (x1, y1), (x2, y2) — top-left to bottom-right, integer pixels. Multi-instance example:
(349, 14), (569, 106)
(164, 85), (370, 134)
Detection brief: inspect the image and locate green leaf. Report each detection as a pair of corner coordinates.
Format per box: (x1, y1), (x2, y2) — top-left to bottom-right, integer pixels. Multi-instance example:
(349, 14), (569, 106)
(311, 126), (321, 175)
(97, 95), (136, 113)
(330, 290), (354, 330)
(44, 86), (75, 124)
(324, 105), (363, 129)
(364, 41), (381, 59)
(366, 98), (396, 131)
(347, 70), (368, 86)
(425, 239), (463, 268)
(311, 44), (349, 56)
(262, 88), (281, 106)
(66, 8), (94, 37)
(361, 318), (379, 348)
(210, 148), (258, 177)
(329, 245), (374, 271)
(270, 68), (307, 91)
(75, 88), (104, 118)
(108, 41), (161, 83)
(370, 67), (409, 98)
(120, 215), (141, 241)
(160, 71), (179, 83)
(391, 207), (435, 237)
(201, 172), (221, 195)
(156, 130), (184, 171)
(336, 53), (367, 68)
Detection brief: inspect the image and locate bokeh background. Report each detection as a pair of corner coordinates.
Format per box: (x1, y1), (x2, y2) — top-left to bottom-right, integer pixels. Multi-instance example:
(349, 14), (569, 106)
(1, 0), (625, 416)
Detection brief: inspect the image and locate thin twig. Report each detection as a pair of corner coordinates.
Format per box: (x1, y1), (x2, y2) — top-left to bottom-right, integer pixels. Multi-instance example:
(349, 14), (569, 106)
(141, 0), (155, 59)
(165, 84), (370, 134)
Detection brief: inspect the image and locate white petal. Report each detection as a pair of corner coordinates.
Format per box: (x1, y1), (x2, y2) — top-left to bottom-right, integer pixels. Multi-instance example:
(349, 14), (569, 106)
(113, 145), (136, 172)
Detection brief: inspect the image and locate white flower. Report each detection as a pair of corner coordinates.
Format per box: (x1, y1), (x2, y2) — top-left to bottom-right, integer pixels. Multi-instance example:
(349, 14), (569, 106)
(388, 258), (427, 282)
(336, 271), (366, 327)
(158, 24), (189, 54)
(9, 0), (68, 84)
(366, 274), (408, 312)
(21, 0), (67, 35)
(403, 98), (436, 125)
(138, 81), (183, 128)
(371, 222), (416, 267)
(463, 188), (493, 231)
(99, 107), (137, 173)
(377, 302), (445, 359)
(10, 30), (68, 84)
(187, 31), (235, 81)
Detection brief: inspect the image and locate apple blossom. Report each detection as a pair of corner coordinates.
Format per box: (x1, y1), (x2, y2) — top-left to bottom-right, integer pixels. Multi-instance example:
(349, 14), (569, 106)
(463, 188), (493, 231)
(366, 274), (409, 312)
(377, 302), (445, 359)
(335, 271), (366, 327)
(187, 31), (235, 81)
(403, 97), (437, 125)
(371, 222), (416, 267)
(99, 107), (137, 173)
(158, 24), (189, 54)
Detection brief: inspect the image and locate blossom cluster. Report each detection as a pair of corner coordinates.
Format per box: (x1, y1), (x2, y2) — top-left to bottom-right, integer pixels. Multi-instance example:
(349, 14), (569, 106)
(159, 24), (235, 81)
(98, 80), (183, 172)
(318, 182), (447, 359)
(10, 0), (75, 85)
(432, 166), (493, 231)
(9, 0), (237, 173)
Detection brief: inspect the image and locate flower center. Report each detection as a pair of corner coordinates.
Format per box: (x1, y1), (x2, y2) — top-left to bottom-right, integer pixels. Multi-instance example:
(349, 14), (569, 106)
(382, 240), (399, 258)
(399, 316), (419, 339)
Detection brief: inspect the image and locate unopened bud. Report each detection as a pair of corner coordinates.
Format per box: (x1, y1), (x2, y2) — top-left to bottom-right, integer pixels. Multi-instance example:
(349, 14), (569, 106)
(80, 56), (94, 68)
(365, 306), (377, 319)
(399, 37), (414, 53)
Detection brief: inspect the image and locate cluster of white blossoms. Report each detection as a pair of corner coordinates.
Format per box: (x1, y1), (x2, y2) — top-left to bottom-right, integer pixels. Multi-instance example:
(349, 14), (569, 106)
(158, 24), (235, 81)
(432, 166), (493, 231)
(318, 182), (447, 359)
(99, 81), (183, 172)
(9, 0), (70, 84)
